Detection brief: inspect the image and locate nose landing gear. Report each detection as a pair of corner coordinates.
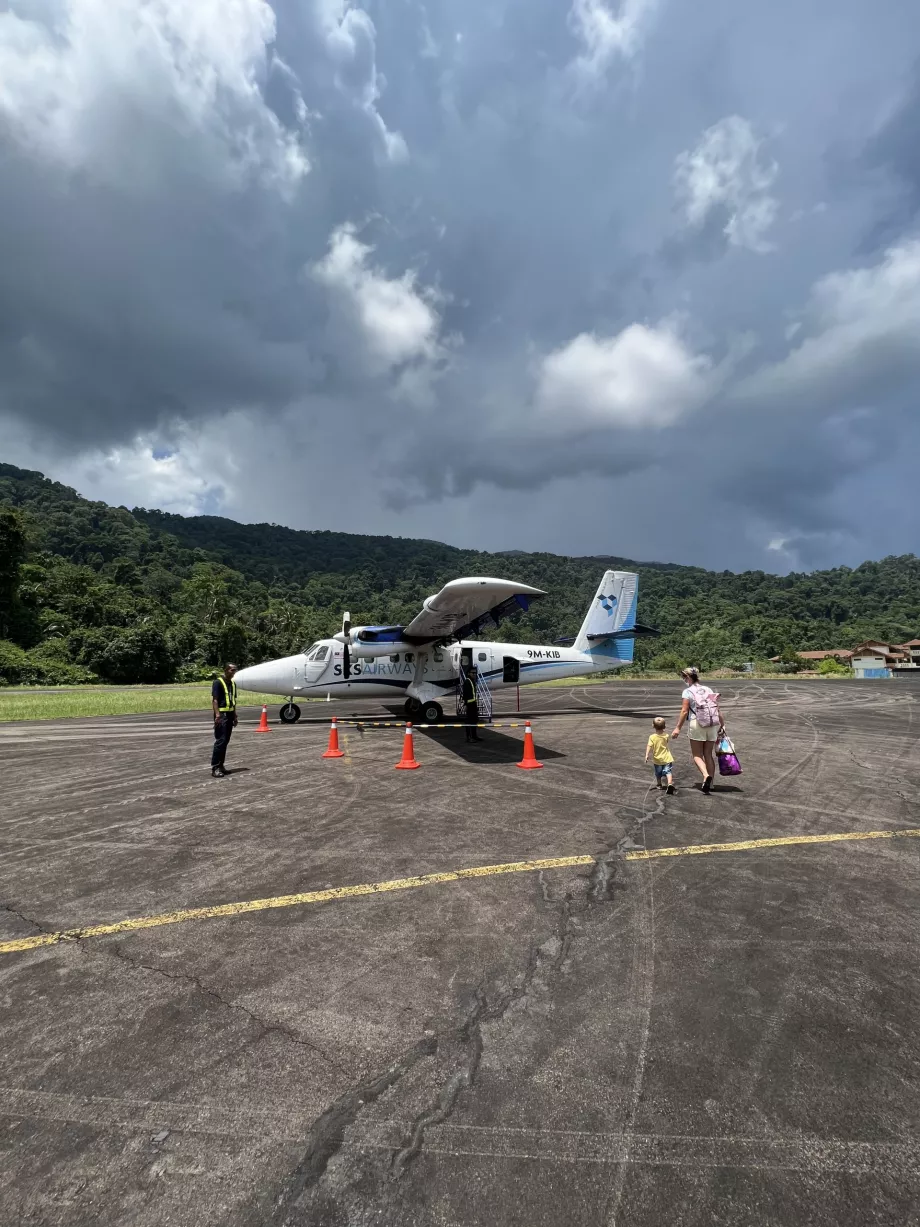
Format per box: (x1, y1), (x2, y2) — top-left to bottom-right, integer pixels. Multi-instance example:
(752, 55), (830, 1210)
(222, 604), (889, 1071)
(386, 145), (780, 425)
(279, 702), (302, 724)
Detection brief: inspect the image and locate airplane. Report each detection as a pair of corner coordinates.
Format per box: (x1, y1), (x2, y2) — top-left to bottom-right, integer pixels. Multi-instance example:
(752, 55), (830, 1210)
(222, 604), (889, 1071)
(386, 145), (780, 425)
(234, 569), (657, 724)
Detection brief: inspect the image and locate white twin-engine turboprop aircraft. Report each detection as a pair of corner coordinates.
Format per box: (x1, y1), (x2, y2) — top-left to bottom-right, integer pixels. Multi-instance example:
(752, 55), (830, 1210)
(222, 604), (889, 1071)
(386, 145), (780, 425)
(234, 570), (656, 724)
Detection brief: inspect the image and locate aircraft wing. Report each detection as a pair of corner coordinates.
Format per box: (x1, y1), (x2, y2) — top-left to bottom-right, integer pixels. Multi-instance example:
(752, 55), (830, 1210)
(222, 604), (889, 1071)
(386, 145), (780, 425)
(403, 577), (546, 643)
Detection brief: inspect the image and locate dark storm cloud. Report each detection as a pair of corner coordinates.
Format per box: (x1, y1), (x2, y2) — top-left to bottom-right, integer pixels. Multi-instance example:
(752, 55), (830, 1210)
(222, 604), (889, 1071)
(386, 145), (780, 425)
(1, 0), (919, 571)
(862, 60), (920, 247)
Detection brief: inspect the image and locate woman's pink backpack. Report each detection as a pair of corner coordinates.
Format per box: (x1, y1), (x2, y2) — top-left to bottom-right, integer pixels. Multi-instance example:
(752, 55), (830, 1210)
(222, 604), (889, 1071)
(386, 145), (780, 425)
(688, 684), (721, 727)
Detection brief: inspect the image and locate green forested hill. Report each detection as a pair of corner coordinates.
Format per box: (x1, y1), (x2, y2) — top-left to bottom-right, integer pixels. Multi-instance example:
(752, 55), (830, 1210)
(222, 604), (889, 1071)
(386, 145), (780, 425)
(1, 461), (918, 684)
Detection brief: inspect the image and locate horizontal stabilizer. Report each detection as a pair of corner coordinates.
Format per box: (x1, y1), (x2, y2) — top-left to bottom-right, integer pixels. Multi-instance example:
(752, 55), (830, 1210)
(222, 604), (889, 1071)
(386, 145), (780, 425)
(587, 623), (660, 641)
(557, 622), (659, 646)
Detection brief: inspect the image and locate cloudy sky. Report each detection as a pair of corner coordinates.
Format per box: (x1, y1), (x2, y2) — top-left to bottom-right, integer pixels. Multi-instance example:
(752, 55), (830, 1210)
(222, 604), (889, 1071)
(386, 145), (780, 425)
(1, 0), (919, 572)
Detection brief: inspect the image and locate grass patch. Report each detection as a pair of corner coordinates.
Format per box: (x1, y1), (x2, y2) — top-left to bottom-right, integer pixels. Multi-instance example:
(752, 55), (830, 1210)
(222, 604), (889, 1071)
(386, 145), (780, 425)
(0, 686), (289, 723)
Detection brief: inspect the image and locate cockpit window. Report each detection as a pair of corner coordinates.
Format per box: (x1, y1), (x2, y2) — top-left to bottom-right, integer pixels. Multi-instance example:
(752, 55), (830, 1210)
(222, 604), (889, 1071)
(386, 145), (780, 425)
(305, 643), (329, 662)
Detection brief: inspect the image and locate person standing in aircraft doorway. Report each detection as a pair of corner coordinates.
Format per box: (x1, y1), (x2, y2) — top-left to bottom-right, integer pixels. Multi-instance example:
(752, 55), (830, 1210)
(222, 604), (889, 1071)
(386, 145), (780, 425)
(463, 666), (482, 743)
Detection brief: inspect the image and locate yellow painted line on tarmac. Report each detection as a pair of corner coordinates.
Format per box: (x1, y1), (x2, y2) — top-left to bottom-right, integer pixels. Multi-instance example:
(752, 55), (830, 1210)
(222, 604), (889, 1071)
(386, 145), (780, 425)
(2, 828), (918, 959)
(624, 827), (920, 860)
(0, 856), (595, 956)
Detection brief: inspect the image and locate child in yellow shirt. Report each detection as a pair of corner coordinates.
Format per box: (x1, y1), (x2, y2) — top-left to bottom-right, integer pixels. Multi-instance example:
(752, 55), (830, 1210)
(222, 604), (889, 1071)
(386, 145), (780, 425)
(645, 717), (676, 794)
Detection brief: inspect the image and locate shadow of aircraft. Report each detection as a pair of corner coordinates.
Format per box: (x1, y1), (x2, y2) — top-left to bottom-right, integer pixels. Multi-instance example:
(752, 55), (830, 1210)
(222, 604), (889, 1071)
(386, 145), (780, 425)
(413, 724), (565, 763)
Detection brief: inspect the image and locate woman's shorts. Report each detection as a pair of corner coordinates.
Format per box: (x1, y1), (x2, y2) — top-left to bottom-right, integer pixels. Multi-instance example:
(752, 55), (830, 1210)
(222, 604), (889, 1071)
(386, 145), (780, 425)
(688, 720), (720, 742)
(654, 762), (673, 779)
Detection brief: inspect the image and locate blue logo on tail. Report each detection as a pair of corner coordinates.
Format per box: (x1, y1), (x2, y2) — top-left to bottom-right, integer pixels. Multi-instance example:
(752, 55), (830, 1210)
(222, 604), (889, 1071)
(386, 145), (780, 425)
(598, 594), (618, 616)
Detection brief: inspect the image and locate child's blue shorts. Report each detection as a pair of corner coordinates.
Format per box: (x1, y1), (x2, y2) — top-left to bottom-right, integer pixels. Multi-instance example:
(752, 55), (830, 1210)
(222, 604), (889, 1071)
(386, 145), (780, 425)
(654, 763), (673, 779)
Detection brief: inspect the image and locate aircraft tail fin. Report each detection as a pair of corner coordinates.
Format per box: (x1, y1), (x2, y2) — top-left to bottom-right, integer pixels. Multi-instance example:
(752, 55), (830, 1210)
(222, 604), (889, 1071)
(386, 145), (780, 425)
(573, 571), (639, 662)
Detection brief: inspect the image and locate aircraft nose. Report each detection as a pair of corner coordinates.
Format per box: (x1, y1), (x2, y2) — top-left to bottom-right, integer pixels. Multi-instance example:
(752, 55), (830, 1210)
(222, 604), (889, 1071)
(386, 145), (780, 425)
(235, 663), (273, 691)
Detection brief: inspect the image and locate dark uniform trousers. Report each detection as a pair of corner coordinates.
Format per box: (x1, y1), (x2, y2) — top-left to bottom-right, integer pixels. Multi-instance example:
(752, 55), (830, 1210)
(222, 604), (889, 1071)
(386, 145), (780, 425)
(212, 715), (234, 767)
(463, 676), (479, 742)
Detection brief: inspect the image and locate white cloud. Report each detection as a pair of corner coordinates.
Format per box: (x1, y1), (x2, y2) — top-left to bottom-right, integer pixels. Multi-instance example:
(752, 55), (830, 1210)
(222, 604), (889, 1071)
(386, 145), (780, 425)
(316, 0), (407, 162)
(740, 240), (920, 403)
(0, 427), (230, 516)
(674, 116), (778, 253)
(313, 224), (446, 374)
(569, 0), (658, 79)
(535, 322), (713, 430)
(0, 0), (309, 193)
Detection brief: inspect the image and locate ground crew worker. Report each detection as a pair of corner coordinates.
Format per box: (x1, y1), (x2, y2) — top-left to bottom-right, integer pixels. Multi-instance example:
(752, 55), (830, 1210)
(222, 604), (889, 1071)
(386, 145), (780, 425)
(463, 666), (482, 743)
(211, 663), (238, 778)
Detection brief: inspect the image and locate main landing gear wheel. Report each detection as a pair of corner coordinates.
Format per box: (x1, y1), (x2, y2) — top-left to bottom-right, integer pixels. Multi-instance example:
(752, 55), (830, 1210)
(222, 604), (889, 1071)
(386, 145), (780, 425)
(279, 703), (301, 724)
(404, 697), (422, 717)
(421, 701), (443, 724)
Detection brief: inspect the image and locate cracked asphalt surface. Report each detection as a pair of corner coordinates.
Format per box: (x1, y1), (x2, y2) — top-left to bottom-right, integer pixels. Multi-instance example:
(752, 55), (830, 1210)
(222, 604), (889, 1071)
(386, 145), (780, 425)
(1, 678), (919, 1226)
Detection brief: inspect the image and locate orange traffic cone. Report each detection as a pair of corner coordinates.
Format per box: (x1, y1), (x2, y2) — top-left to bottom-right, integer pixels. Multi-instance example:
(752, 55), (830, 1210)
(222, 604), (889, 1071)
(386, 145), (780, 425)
(322, 718), (345, 759)
(255, 706), (271, 733)
(516, 720), (543, 770)
(394, 722), (420, 770)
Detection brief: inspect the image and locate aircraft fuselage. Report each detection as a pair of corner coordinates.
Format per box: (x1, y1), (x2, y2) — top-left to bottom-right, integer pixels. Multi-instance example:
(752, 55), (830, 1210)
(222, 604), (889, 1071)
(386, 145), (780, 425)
(234, 636), (626, 707)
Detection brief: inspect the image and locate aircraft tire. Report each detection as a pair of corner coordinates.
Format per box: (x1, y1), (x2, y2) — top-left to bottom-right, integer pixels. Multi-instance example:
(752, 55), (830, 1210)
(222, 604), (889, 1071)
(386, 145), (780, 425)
(404, 697), (422, 717)
(279, 703), (301, 724)
(421, 701), (443, 724)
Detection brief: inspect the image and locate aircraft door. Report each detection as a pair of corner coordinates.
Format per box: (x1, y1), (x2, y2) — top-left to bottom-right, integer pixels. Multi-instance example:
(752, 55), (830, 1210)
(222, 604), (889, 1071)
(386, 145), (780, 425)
(502, 656), (520, 684)
(304, 644), (331, 685)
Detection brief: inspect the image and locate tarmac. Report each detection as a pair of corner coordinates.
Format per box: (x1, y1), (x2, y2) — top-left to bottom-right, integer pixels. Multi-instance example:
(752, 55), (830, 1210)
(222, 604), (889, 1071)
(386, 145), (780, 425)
(1, 678), (919, 1226)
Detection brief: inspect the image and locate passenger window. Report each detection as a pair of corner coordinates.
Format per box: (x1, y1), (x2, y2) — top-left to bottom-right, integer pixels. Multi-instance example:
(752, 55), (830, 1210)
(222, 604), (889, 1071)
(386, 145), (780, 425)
(478, 651), (488, 662)
(405, 652), (414, 663)
(390, 654), (400, 663)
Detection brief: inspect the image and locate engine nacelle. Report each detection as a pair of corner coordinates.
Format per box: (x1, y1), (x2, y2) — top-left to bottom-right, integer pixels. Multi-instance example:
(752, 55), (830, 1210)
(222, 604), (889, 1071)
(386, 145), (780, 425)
(333, 625), (413, 657)
(346, 638), (417, 659)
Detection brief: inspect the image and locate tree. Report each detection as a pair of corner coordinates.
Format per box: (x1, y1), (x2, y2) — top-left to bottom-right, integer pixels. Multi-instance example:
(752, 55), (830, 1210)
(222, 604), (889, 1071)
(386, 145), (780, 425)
(0, 506), (27, 641)
(818, 656), (849, 676)
(178, 563), (237, 627)
(650, 651), (685, 674)
(94, 627), (176, 684)
(0, 639), (28, 684)
(690, 625), (743, 670)
(777, 646), (805, 672)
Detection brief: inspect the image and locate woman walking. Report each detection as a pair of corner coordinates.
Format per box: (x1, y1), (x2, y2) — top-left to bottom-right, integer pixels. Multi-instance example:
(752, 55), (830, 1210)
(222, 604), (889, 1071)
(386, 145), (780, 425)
(672, 667), (723, 794)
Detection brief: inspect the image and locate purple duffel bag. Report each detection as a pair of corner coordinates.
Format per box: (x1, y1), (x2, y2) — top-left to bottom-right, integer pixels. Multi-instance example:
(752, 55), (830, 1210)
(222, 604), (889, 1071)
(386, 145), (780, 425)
(717, 736), (742, 776)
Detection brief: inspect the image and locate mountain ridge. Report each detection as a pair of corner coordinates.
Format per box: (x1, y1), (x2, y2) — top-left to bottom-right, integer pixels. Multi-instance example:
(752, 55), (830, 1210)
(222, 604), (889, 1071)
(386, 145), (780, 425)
(1, 461), (918, 685)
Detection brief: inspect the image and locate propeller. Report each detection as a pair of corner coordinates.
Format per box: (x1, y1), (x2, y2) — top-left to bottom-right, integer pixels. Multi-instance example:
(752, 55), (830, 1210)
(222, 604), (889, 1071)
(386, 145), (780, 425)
(342, 611), (351, 679)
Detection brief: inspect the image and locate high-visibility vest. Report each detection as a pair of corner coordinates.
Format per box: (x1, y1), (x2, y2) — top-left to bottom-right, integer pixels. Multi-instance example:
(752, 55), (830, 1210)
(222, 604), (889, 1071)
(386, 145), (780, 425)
(216, 677), (238, 712)
(463, 675), (477, 703)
